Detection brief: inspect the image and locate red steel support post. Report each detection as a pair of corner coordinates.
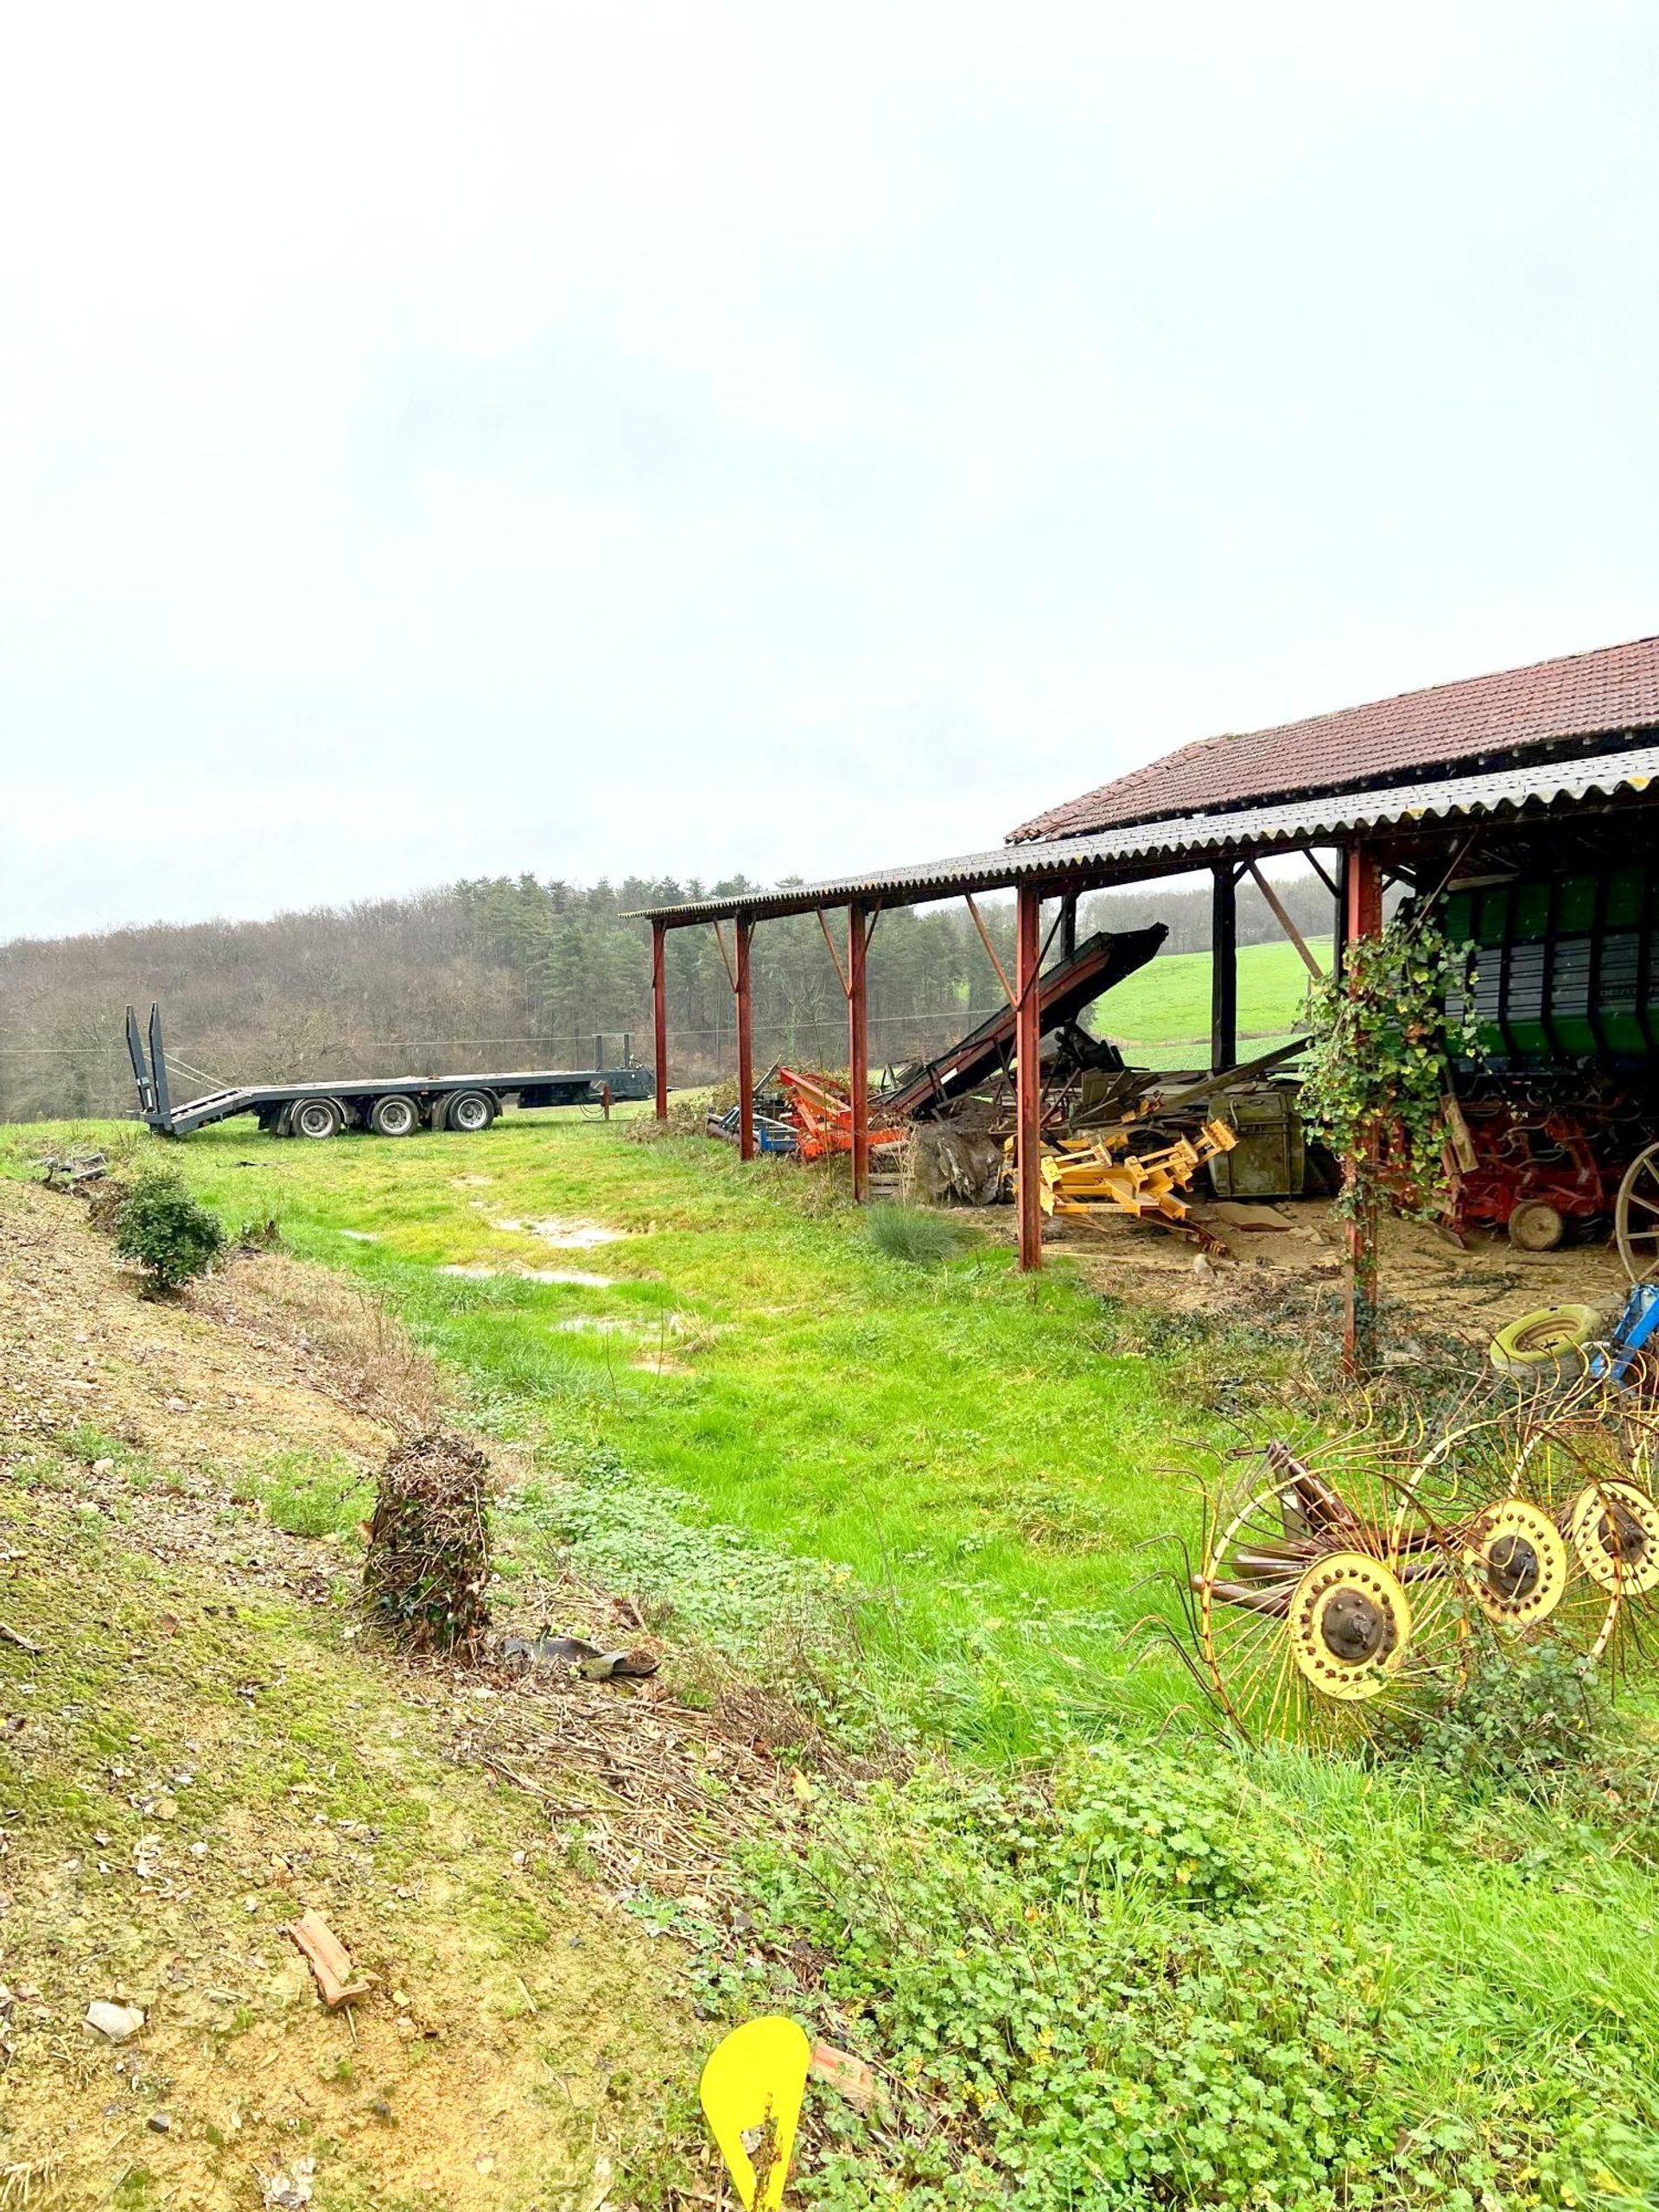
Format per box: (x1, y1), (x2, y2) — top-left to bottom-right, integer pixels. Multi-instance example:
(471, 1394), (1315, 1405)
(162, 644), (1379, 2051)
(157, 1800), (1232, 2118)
(1015, 885), (1044, 1272)
(652, 923), (669, 1122)
(735, 918), (755, 1163)
(1343, 843), (1386, 1377)
(848, 903), (870, 1203)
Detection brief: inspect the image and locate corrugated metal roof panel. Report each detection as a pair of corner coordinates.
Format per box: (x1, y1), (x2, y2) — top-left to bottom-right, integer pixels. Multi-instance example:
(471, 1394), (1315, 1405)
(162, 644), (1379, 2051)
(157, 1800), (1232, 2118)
(628, 746), (1659, 925)
(1009, 635), (1659, 842)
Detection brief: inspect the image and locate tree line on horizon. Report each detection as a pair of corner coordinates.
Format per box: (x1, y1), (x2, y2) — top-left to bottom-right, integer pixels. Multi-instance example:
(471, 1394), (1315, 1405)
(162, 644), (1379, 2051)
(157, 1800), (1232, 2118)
(0, 867), (1338, 1122)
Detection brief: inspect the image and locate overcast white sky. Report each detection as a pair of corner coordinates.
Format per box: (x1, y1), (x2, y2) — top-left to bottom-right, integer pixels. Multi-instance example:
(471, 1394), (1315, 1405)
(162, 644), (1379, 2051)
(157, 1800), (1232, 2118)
(3, 3), (1656, 941)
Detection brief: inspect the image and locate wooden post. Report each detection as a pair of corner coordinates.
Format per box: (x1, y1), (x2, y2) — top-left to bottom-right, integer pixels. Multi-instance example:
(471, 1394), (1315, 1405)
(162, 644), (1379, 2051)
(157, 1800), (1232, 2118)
(1059, 892), (1078, 963)
(1343, 843), (1385, 1378)
(735, 918), (755, 1162)
(849, 903), (870, 1203)
(652, 922), (669, 1122)
(1211, 863), (1238, 1073)
(1015, 885), (1044, 1271)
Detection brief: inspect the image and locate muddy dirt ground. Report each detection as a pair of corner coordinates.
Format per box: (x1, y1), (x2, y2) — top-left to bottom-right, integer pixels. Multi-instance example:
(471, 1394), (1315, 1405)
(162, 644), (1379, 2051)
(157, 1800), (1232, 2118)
(1034, 1194), (1634, 1347)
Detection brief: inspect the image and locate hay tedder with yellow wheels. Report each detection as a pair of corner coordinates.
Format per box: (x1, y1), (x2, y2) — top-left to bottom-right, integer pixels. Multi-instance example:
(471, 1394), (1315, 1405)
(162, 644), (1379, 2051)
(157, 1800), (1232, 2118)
(1181, 1376), (1659, 1745)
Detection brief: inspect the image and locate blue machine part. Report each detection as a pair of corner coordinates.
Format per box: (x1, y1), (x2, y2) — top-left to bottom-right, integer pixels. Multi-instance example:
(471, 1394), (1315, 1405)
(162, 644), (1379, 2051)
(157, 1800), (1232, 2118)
(1592, 1284), (1659, 1386)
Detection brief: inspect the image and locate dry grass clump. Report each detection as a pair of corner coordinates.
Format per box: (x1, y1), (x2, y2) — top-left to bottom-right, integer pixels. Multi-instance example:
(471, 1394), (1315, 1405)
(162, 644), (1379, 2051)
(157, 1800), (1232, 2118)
(0, 2158), (58, 2209)
(365, 1431), (493, 1654)
(82, 1176), (131, 1235)
(195, 1250), (445, 1433)
(626, 1088), (728, 1142)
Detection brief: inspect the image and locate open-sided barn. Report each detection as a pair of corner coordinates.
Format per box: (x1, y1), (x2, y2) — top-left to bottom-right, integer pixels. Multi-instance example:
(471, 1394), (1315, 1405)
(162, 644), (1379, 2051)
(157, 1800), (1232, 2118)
(634, 635), (1659, 1363)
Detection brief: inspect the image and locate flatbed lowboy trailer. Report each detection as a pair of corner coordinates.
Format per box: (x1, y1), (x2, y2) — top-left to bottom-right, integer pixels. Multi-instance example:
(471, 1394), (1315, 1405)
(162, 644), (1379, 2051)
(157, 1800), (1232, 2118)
(126, 1004), (654, 1139)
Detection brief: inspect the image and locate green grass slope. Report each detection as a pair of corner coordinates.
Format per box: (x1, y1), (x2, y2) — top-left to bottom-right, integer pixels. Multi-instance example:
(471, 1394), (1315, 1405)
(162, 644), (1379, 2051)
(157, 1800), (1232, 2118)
(1094, 935), (1328, 1061)
(4, 1117), (1659, 2207)
(3, 1116), (1261, 1760)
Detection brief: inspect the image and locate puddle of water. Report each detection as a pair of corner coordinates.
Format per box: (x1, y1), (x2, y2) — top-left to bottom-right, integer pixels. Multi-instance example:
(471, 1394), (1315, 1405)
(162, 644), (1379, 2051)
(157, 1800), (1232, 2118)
(493, 1217), (626, 1249)
(435, 1263), (618, 1288)
(338, 1229), (379, 1243)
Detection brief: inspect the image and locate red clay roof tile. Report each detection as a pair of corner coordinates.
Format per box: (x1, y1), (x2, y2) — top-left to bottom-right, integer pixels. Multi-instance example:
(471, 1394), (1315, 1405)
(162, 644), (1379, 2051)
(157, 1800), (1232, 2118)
(1008, 635), (1659, 842)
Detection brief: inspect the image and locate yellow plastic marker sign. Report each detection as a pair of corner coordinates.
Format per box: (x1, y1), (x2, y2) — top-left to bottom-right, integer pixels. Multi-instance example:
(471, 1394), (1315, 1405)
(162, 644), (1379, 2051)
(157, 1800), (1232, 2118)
(698, 2016), (810, 2209)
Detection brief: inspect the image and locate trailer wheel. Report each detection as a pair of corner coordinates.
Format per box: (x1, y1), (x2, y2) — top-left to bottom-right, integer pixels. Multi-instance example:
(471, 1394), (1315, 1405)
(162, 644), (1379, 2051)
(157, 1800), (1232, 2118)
(292, 1098), (344, 1141)
(444, 1090), (496, 1134)
(1509, 1200), (1566, 1252)
(369, 1094), (420, 1138)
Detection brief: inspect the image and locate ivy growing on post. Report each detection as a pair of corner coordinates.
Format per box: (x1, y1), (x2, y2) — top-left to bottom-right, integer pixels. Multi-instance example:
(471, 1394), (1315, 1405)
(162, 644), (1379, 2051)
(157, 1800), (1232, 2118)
(1296, 909), (1480, 1368)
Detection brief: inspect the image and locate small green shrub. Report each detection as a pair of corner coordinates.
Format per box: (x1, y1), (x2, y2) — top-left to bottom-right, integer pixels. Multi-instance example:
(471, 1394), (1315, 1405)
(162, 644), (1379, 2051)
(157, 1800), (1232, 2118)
(867, 1204), (960, 1267)
(742, 1753), (1400, 2209)
(61, 1423), (130, 1466)
(1050, 1742), (1306, 1910)
(253, 1449), (374, 1540)
(1386, 1632), (1606, 1798)
(112, 1168), (226, 1292)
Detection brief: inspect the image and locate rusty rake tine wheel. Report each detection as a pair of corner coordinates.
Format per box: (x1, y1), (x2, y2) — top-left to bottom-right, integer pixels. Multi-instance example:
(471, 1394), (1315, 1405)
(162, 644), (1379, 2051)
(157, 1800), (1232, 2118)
(1262, 1638), (1300, 1744)
(1121, 1617), (1203, 1679)
(1147, 1698), (1228, 1749)
(1122, 1563), (1189, 1607)
(1117, 1609), (1184, 1652)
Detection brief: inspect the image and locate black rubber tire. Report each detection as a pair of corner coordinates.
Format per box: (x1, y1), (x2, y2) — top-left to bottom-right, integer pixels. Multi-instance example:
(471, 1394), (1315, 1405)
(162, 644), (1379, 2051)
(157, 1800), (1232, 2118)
(369, 1094), (420, 1138)
(291, 1097), (344, 1141)
(444, 1090), (497, 1134)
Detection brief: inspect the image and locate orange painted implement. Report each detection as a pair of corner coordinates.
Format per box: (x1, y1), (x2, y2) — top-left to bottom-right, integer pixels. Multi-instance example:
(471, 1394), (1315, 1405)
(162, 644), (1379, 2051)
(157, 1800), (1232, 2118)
(776, 1067), (907, 1165)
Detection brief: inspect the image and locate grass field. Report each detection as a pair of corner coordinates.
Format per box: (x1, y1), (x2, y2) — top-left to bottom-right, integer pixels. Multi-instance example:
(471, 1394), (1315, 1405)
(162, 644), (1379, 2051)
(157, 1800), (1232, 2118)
(6, 1113), (1659, 2206)
(5, 1116), (1266, 1759)
(1090, 935), (1328, 1060)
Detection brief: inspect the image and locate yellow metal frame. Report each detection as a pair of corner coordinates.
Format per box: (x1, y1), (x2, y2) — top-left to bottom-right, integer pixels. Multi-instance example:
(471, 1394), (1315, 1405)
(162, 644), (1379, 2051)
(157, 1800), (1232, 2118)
(1034, 1117), (1238, 1230)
